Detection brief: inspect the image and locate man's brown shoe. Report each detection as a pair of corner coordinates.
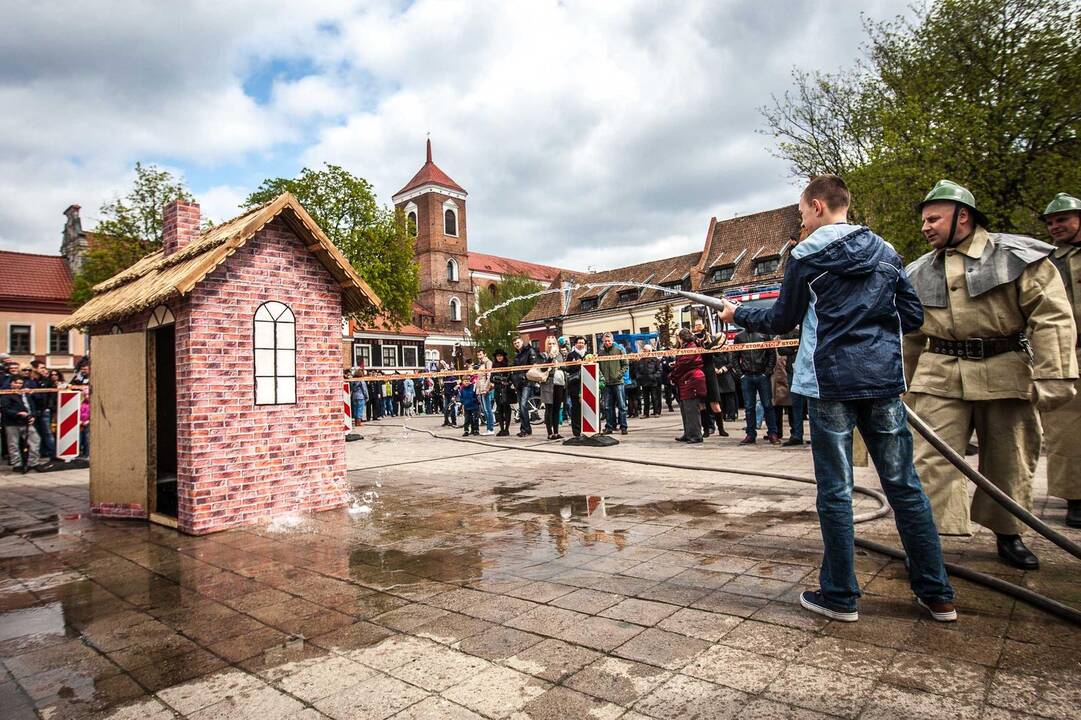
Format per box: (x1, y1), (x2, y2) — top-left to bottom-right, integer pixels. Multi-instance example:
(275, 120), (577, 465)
(917, 597), (958, 622)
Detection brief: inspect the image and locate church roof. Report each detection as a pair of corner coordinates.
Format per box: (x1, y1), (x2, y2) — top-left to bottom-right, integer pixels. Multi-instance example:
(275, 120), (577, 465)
(394, 139), (466, 198)
(468, 251), (572, 284)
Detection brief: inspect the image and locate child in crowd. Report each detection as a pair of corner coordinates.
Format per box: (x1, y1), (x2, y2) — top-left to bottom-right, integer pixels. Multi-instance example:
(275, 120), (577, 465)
(459, 374), (481, 437)
(78, 386), (91, 458)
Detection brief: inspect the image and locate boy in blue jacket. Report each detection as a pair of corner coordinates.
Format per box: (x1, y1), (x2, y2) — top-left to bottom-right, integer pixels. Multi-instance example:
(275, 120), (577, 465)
(459, 374), (481, 437)
(719, 175), (955, 624)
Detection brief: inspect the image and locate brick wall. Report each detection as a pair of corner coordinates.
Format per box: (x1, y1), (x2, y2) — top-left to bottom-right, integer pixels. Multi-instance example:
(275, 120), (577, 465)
(163, 200), (201, 255)
(178, 217), (346, 534)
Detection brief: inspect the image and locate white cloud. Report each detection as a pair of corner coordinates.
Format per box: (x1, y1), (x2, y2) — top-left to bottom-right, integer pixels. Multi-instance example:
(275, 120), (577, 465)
(198, 185), (250, 226)
(0, 0), (912, 266)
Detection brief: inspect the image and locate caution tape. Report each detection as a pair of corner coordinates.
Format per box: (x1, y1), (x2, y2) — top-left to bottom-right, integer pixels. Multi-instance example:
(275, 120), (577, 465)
(0, 339), (801, 393)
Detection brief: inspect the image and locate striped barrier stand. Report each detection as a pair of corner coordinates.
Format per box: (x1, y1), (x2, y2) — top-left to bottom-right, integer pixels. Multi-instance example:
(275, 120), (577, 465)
(56, 390), (81, 461)
(564, 362), (618, 447)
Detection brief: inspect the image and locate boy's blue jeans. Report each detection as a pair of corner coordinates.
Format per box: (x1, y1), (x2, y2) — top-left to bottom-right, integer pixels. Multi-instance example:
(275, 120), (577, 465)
(481, 391), (494, 431)
(808, 396), (954, 611)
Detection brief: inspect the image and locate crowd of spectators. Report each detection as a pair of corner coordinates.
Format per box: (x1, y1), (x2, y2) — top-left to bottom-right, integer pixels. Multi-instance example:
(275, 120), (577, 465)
(347, 326), (806, 448)
(1, 353), (91, 472)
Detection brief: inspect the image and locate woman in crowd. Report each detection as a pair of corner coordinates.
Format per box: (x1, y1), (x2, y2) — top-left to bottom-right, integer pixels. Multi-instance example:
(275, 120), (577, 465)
(491, 349), (514, 436)
(771, 356), (790, 440)
(693, 321), (728, 437)
(539, 336), (567, 440)
(669, 328), (707, 443)
(475, 349), (495, 435)
(350, 368), (367, 426)
(402, 376), (416, 417)
(717, 353), (739, 421)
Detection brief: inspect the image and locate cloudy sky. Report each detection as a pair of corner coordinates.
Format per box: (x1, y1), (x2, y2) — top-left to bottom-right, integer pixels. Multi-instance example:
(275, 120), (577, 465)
(1, 0), (912, 271)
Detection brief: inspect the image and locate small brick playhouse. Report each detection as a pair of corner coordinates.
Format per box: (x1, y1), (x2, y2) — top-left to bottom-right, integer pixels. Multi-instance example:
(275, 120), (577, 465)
(59, 194), (379, 534)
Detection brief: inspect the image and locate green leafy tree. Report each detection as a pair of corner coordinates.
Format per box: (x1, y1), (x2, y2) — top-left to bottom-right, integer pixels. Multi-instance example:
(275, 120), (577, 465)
(244, 163), (419, 325)
(472, 275), (545, 356)
(654, 304), (678, 349)
(71, 163), (193, 306)
(761, 0), (1081, 260)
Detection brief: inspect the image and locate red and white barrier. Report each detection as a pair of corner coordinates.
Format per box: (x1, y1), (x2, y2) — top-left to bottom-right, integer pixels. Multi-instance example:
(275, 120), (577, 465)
(581, 362), (600, 435)
(56, 390), (81, 460)
(343, 382), (352, 431)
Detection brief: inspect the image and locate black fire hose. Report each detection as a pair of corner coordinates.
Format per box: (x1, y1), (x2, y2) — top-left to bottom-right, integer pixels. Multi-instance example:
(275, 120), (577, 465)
(903, 404), (1081, 560)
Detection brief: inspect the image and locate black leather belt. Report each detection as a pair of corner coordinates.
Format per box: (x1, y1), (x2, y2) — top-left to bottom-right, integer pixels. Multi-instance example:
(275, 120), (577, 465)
(928, 335), (1024, 360)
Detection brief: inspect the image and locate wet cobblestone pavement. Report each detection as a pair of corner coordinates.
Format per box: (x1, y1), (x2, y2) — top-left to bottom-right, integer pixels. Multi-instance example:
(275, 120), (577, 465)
(1, 413), (1079, 719)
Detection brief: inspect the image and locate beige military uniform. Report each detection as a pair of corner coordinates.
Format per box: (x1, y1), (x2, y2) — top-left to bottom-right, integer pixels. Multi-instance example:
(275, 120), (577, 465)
(904, 228), (1078, 535)
(1043, 242), (1081, 501)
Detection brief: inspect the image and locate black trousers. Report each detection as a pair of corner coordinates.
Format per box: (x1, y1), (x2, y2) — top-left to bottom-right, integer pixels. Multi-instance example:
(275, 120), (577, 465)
(663, 383), (676, 410)
(545, 385), (566, 436)
(496, 402), (512, 433)
(641, 385), (662, 416)
(568, 381), (582, 436)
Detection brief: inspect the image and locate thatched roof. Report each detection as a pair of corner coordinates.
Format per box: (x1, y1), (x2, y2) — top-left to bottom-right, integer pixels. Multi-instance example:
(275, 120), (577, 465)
(58, 193), (380, 329)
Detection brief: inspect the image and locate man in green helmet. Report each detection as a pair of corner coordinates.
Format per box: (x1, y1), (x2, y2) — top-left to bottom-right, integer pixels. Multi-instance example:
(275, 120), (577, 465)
(903, 180), (1077, 569)
(1041, 193), (1081, 527)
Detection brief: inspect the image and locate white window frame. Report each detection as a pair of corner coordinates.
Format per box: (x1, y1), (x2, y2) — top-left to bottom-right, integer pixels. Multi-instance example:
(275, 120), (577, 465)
(353, 343), (372, 368)
(402, 346), (419, 368)
(7, 322), (33, 355)
(254, 301), (297, 406)
(443, 199), (459, 237)
(382, 345), (398, 367)
(449, 297), (462, 322)
(405, 202), (419, 237)
(447, 258), (459, 282)
(146, 305), (175, 328)
(48, 325), (71, 355)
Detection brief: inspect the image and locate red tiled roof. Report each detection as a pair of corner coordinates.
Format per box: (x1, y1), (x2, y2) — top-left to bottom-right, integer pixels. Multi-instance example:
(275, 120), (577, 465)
(698, 205), (800, 293)
(468, 251), (574, 283)
(0, 251), (72, 306)
(395, 139), (466, 197)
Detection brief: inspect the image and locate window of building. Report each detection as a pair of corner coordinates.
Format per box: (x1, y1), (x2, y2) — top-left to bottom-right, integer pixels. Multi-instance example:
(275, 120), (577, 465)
(407, 211), (418, 237)
(488, 284), (498, 297)
(617, 289), (639, 303)
(753, 258), (780, 276)
(710, 265), (735, 283)
(402, 346), (419, 367)
(382, 346), (398, 367)
(449, 297), (462, 321)
(8, 325), (30, 354)
(146, 305), (175, 328)
(425, 349), (440, 365)
(661, 280), (685, 292)
(353, 343), (371, 368)
(639, 326), (650, 334)
(580, 297), (598, 311)
(444, 206), (458, 236)
(254, 301), (296, 405)
(49, 327), (69, 354)
(447, 258), (459, 282)
(620, 329), (630, 335)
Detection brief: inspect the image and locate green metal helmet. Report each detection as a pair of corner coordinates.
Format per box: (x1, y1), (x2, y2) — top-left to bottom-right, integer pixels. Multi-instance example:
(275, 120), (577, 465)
(1041, 192), (1081, 219)
(918, 179), (988, 227)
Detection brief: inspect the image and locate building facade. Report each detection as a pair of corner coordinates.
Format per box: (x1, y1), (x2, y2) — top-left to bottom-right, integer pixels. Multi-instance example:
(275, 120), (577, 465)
(519, 205), (801, 348)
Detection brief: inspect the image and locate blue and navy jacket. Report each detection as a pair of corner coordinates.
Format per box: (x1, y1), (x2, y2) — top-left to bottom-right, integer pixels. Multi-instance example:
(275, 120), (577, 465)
(734, 224), (923, 401)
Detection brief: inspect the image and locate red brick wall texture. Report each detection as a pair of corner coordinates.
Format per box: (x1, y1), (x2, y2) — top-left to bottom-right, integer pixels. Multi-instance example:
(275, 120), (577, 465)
(92, 217), (348, 533)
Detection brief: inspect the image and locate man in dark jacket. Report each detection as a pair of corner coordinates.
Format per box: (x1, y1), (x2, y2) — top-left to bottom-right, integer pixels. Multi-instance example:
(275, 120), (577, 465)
(510, 336), (538, 436)
(719, 174), (955, 625)
(2, 376), (49, 472)
(735, 330), (779, 444)
(565, 337), (588, 437)
(635, 345), (662, 418)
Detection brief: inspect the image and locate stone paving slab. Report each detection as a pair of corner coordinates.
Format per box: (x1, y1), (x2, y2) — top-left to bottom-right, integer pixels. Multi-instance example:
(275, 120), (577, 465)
(0, 413), (1079, 719)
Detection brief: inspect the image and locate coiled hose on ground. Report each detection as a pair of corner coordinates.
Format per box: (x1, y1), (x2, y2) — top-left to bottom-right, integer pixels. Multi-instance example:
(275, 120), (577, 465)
(405, 418), (1081, 626)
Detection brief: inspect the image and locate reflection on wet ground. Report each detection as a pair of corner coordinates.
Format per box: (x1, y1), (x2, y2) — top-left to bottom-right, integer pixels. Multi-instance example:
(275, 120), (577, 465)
(1, 414), (1079, 719)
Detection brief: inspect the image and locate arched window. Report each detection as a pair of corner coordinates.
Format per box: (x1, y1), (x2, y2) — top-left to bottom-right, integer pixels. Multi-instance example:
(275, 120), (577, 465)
(449, 297), (461, 322)
(446, 258), (459, 282)
(254, 301), (296, 405)
(407, 211), (417, 236)
(488, 284), (498, 297)
(146, 305), (175, 328)
(444, 208), (458, 236)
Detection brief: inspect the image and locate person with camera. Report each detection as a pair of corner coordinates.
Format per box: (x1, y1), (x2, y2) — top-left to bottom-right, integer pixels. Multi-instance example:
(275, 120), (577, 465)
(511, 336), (538, 437)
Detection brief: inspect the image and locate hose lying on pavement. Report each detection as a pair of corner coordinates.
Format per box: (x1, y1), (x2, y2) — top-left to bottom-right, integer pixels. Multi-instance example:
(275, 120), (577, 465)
(903, 404), (1081, 561)
(403, 424), (1081, 625)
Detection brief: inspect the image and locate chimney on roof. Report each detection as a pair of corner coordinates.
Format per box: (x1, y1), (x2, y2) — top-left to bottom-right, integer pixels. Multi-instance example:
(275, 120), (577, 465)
(163, 199), (201, 255)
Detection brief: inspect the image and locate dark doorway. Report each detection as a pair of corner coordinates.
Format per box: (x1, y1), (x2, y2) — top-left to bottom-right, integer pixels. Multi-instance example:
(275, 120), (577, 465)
(153, 325), (178, 517)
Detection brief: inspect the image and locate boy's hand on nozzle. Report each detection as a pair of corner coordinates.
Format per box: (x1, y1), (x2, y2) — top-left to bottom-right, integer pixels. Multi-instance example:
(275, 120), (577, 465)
(718, 299), (738, 325)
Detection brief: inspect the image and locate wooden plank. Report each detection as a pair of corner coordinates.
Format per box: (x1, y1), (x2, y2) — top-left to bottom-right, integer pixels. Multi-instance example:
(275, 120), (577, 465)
(90, 333), (149, 509)
(149, 512), (178, 529)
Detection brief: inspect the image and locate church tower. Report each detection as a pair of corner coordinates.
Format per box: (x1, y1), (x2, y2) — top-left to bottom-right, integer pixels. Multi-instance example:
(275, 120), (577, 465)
(393, 140), (472, 353)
